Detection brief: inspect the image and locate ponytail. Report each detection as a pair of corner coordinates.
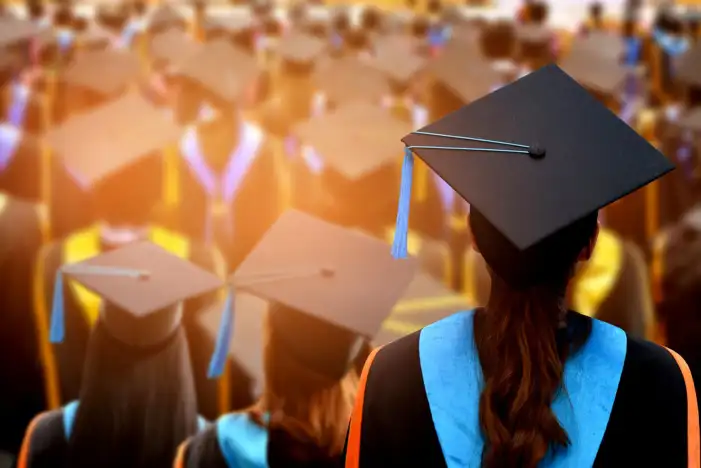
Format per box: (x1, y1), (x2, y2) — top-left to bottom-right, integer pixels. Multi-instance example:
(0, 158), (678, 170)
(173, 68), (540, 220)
(475, 275), (570, 468)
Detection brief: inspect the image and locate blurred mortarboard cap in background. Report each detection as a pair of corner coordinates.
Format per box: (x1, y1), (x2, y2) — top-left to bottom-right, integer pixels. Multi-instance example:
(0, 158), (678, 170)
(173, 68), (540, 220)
(430, 48), (498, 104)
(44, 92), (182, 190)
(568, 31), (626, 63)
(560, 47), (628, 98)
(370, 38), (427, 91)
(61, 49), (142, 97)
(206, 210), (418, 379)
(149, 27), (200, 69)
(314, 56), (389, 106)
(178, 38), (260, 105)
(676, 43), (701, 88)
(148, 3), (187, 33)
(392, 64), (673, 261)
(277, 31), (327, 72)
(50, 241), (223, 346)
(0, 15), (43, 48)
(293, 101), (411, 182)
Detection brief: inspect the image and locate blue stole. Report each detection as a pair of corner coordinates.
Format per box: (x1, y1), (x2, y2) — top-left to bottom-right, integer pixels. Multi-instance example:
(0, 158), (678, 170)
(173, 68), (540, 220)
(419, 310), (627, 468)
(62, 400), (208, 440)
(624, 37), (642, 66)
(0, 124), (21, 172)
(179, 122), (263, 244)
(56, 30), (75, 54)
(217, 412), (269, 468)
(7, 83), (30, 128)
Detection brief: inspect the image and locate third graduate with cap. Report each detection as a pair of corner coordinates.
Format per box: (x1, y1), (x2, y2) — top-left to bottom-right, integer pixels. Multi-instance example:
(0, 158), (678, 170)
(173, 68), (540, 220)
(176, 210), (418, 468)
(346, 65), (697, 467)
(19, 242), (219, 468)
(32, 93), (244, 421)
(173, 39), (282, 271)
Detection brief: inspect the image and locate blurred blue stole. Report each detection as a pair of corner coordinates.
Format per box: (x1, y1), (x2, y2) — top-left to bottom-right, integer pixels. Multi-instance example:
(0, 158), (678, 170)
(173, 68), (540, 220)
(0, 123), (21, 172)
(179, 122), (263, 244)
(420, 310), (627, 467)
(6, 82), (31, 127)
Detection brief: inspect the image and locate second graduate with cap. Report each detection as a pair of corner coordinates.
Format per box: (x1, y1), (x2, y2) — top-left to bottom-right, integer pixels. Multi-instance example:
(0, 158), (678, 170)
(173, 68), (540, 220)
(173, 38), (282, 272)
(32, 93), (255, 421)
(346, 65), (697, 467)
(19, 241), (221, 468)
(176, 210), (418, 468)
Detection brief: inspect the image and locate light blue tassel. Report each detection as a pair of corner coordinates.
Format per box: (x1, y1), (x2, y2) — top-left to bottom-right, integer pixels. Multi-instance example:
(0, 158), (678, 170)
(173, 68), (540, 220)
(392, 147), (414, 259)
(207, 286), (235, 379)
(49, 271), (65, 343)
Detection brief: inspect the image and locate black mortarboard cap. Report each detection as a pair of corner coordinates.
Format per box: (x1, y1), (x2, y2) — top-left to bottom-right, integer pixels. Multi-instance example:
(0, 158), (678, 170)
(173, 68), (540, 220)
(391, 64), (674, 260)
(149, 28), (200, 68)
(371, 41), (426, 90)
(314, 56), (390, 107)
(61, 49), (142, 96)
(203, 13), (254, 38)
(50, 241), (223, 346)
(560, 48), (628, 97)
(569, 31), (626, 63)
(44, 92), (182, 190)
(77, 25), (112, 51)
(178, 39), (260, 105)
(277, 32), (326, 72)
(0, 16), (43, 48)
(677, 107), (701, 132)
(430, 48), (499, 104)
(292, 101), (411, 181)
(206, 210), (418, 379)
(677, 43), (701, 87)
(149, 4), (186, 32)
(374, 271), (471, 346)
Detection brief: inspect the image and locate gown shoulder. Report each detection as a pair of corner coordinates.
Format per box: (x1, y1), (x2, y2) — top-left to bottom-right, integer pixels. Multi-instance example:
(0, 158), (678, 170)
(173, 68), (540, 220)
(17, 409), (67, 468)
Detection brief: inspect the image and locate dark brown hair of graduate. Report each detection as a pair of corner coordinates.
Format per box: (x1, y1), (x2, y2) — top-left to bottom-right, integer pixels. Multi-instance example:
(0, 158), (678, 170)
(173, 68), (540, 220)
(66, 314), (199, 468)
(469, 209), (599, 468)
(251, 304), (359, 467)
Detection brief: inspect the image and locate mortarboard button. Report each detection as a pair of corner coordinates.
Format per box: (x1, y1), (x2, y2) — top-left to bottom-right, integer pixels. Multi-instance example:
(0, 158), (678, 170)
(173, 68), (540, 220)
(391, 64), (674, 259)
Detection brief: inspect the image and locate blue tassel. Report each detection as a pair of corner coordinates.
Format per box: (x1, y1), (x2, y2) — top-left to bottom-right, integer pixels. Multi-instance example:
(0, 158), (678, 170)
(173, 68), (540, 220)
(49, 271), (65, 343)
(207, 286), (235, 379)
(392, 147), (414, 259)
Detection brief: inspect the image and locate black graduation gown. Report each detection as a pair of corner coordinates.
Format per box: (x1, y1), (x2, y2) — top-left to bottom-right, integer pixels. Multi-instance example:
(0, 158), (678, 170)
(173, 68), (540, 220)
(463, 229), (656, 339)
(0, 125), (93, 239)
(346, 310), (698, 467)
(176, 412), (345, 468)
(16, 402), (210, 468)
(0, 195), (45, 456)
(175, 122), (282, 271)
(33, 225), (254, 421)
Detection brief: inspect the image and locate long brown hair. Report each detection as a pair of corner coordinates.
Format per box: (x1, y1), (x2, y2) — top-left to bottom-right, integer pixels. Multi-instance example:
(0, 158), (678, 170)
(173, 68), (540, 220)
(253, 308), (359, 458)
(470, 210), (598, 468)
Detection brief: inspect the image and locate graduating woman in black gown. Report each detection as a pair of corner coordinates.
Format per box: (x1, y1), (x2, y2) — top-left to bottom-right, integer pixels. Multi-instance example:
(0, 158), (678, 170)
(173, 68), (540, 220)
(33, 94), (252, 422)
(347, 65), (697, 467)
(176, 210), (418, 468)
(18, 241), (222, 468)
